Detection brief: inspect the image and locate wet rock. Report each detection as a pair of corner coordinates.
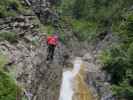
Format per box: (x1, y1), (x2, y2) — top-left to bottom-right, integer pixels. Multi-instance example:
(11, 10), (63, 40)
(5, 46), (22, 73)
(83, 53), (93, 62)
(14, 15), (25, 22)
(82, 52), (115, 100)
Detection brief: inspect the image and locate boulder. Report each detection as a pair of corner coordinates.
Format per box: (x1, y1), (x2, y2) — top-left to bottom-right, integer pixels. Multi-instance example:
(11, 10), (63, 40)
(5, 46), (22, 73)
(14, 15), (25, 22)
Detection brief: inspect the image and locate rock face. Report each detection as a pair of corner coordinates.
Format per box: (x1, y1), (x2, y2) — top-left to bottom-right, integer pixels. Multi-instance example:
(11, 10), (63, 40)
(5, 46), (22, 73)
(0, 1), (116, 100)
(0, 1), (68, 100)
(28, 0), (59, 25)
(0, 12), (64, 99)
(83, 53), (115, 100)
(0, 41), (63, 100)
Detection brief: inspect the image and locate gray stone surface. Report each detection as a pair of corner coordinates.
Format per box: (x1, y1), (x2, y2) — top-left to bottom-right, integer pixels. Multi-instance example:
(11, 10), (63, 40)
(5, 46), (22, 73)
(0, 11), (63, 100)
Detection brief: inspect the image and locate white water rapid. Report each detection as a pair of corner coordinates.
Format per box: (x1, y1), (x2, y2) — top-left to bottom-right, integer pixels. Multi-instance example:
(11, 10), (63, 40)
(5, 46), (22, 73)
(59, 58), (94, 100)
(59, 57), (92, 100)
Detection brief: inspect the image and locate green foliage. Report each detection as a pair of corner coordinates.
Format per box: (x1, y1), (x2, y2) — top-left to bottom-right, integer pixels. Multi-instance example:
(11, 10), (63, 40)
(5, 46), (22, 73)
(0, 0), (22, 17)
(57, 0), (76, 16)
(100, 44), (133, 99)
(0, 31), (17, 43)
(71, 19), (97, 41)
(57, 0), (133, 99)
(101, 45), (129, 84)
(128, 43), (133, 64)
(57, 0), (133, 42)
(112, 81), (133, 99)
(59, 0), (133, 20)
(100, 11), (133, 99)
(0, 55), (7, 71)
(72, 0), (86, 19)
(40, 25), (55, 35)
(45, 25), (55, 35)
(59, 31), (66, 44)
(0, 54), (19, 100)
(58, 0), (133, 33)
(119, 11), (133, 45)
(0, 71), (17, 100)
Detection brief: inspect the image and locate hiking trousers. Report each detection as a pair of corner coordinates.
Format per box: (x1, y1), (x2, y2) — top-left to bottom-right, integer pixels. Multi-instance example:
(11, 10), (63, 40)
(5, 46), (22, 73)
(47, 44), (55, 61)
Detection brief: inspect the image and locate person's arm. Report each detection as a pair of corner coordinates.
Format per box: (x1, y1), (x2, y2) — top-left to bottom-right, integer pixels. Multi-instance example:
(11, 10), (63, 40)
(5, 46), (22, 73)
(46, 36), (50, 45)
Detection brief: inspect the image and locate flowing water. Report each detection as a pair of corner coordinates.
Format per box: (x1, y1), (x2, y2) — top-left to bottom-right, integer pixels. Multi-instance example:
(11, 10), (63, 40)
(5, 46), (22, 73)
(59, 57), (94, 100)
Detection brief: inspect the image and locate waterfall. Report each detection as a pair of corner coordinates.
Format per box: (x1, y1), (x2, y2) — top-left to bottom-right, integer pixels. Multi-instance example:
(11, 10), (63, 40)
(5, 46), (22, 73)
(59, 57), (94, 100)
(59, 71), (74, 100)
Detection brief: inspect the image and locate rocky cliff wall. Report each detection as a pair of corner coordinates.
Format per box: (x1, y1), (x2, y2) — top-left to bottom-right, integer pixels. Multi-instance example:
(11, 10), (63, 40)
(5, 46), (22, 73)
(0, 0), (115, 100)
(0, 5), (64, 99)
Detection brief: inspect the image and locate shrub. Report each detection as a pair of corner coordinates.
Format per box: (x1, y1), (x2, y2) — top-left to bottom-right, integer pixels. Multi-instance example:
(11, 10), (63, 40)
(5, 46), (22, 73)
(57, 0), (75, 16)
(100, 45), (128, 83)
(40, 25), (55, 35)
(0, 54), (19, 100)
(45, 25), (55, 35)
(112, 81), (133, 99)
(0, 31), (17, 43)
(100, 43), (133, 99)
(0, 0), (22, 17)
(128, 43), (133, 64)
(71, 19), (97, 41)
(0, 71), (18, 100)
(100, 11), (133, 99)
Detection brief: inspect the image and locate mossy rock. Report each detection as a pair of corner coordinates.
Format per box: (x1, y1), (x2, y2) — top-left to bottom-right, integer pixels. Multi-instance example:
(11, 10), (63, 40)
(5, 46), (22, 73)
(0, 54), (21, 100)
(0, 31), (17, 43)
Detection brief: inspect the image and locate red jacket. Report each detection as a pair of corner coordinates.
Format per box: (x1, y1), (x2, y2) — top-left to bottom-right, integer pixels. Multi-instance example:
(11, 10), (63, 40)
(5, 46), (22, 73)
(47, 35), (58, 46)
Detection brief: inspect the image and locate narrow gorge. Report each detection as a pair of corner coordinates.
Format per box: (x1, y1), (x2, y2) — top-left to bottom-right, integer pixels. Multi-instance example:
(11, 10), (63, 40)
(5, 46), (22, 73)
(0, 0), (133, 100)
(0, 0), (114, 100)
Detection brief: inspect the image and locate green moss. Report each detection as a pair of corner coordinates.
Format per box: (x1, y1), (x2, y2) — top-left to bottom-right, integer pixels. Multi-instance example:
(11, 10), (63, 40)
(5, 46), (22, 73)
(0, 71), (17, 100)
(0, 31), (17, 43)
(0, 0), (26, 17)
(0, 54), (20, 100)
(0, 55), (7, 71)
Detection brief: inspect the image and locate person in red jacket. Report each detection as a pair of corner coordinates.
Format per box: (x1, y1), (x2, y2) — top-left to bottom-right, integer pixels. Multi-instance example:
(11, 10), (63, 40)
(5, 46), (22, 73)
(46, 33), (58, 61)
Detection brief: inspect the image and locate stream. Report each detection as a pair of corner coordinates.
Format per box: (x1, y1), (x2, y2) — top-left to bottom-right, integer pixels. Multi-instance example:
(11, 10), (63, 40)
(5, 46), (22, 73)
(59, 57), (94, 100)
